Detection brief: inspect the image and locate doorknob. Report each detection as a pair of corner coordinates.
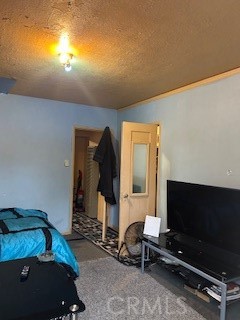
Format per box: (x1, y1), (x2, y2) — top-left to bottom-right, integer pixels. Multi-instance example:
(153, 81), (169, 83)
(121, 193), (129, 200)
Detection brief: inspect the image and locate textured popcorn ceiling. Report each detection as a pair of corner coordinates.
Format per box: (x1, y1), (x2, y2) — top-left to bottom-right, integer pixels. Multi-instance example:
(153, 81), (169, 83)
(1, 0), (240, 109)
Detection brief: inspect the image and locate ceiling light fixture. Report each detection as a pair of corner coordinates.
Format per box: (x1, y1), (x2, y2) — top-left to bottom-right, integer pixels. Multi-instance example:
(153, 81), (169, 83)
(58, 34), (74, 72)
(59, 52), (73, 71)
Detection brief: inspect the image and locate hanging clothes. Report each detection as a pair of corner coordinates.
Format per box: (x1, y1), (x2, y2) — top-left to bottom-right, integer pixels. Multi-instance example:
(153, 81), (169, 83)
(93, 126), (117, 205)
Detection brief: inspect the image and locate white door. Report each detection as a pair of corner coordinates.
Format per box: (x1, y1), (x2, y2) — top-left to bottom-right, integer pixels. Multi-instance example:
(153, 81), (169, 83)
(118, 121), (158, 249)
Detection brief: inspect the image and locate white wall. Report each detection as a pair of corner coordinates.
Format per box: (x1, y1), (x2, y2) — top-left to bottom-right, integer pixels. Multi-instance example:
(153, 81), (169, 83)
(0, 94), (117, 233)
(118, 73), (240, 231)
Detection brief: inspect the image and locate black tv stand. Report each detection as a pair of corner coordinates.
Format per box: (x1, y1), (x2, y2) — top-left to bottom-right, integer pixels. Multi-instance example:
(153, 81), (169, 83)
(141, 233), (240, 320)
(164, 230), (178, 237)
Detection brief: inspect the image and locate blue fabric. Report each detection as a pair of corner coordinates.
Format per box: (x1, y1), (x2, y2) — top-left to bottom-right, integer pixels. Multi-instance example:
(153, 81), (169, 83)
(0, 210), (16, 220)
(15, 208), (48, 219)
(0, 208), (79, 277)
(51, 229), (79, 276)
(2, 217), (48, 233)
(0, 208), (47, 220)
(0, 229), (46, 261)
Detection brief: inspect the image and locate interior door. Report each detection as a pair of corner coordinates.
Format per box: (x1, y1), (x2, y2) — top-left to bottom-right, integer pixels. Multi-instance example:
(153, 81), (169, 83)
(118, 121), (158, 249)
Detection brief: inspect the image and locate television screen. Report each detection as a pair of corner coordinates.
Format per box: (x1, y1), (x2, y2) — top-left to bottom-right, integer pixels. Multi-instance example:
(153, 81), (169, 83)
(167, 180), (240, 255)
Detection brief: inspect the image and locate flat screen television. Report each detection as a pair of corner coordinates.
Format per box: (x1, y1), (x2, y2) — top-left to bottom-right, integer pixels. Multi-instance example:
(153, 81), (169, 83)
(167, 180), (240, 256)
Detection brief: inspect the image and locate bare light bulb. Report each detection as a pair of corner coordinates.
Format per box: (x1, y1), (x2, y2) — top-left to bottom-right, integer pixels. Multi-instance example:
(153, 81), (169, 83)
(64, 63), (72, 72)
(58, 34), (74, 71)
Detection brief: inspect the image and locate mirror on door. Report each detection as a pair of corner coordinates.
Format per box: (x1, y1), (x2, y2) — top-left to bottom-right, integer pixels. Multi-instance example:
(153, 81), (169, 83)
(132, 143), (149, 194)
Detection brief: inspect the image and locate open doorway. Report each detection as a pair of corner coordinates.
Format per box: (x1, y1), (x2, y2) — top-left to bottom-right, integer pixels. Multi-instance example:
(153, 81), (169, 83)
(70, 126), (119, 257)
(72, 127), (103, 221)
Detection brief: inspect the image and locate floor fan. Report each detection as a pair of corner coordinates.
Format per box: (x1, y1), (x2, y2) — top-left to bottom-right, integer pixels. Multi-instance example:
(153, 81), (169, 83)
(124, 221), (145, 257)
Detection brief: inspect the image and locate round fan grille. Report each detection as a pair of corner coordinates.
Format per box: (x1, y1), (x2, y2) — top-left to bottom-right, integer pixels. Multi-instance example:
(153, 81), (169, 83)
(124, 221), (144, 257)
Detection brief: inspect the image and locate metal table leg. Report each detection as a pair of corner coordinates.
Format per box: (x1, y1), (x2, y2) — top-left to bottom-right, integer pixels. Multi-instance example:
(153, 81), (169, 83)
(69, 304), (79, 320)
(219, 282), (227, 320)
(141, 241), (146, 273)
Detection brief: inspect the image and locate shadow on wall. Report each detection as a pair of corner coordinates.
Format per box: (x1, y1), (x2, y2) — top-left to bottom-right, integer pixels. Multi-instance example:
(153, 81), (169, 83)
(158, 152), (171, 232)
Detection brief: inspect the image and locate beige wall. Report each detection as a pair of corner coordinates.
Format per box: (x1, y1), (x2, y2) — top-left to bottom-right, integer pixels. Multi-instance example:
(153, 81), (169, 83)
(73, 129), (104, 219)
(74, 129), (103, 191)
(74, 137), (88, 190)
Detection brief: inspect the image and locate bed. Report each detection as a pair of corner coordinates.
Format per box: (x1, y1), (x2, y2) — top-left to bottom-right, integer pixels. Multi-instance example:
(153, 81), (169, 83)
(0, 207), (79, 279)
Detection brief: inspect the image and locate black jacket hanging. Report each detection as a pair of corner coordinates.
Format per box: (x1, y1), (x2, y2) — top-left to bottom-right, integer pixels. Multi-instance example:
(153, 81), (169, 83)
(93, 126), (117, 205)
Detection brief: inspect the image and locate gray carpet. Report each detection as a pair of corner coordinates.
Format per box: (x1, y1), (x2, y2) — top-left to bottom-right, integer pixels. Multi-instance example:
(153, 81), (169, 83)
(69, 239), (109, 262)
(75, 257), (206, 320)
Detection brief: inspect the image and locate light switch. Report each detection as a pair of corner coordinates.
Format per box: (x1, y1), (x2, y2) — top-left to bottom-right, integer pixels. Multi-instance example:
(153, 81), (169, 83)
(64, 160), (70, 167)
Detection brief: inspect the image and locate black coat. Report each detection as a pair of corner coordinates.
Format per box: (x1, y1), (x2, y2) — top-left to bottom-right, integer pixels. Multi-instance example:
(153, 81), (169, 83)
(93, 126), (117, 205)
